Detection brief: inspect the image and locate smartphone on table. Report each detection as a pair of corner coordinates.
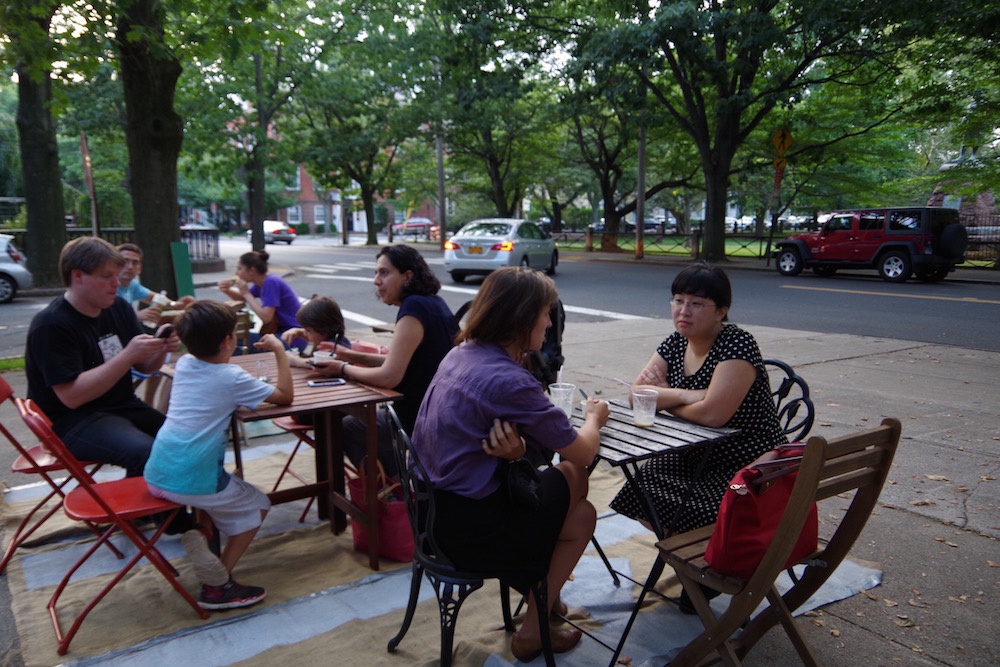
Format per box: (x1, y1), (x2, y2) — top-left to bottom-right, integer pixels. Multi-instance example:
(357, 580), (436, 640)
(307, 379), (346, 388)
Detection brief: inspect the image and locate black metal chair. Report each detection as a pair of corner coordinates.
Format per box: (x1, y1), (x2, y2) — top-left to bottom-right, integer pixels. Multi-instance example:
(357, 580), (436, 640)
(384, 405), (555, 667)
(763, 359), (815, 442)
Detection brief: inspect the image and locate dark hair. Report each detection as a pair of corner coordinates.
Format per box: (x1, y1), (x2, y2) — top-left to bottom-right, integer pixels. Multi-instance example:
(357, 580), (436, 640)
(671, 261), (732, 321)
(296, 296), (346, 340)
(239, 250), (270, 275)
(59, 237), (123, 286)
(116, 242), (143, 258)
(175, 300), (237, 359)
(458, 267), (558, 354)
(376, 245), (440, 297)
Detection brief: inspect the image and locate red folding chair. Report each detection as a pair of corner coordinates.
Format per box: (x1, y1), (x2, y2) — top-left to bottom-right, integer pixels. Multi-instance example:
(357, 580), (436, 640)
(14, 397), (209, 655)
(271, 416), (318, 522)
(0, 374), (123, 576)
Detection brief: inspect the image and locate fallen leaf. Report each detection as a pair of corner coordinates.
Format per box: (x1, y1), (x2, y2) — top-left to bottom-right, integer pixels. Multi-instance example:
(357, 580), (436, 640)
(884, 599), (899, 607)
(831, 629), (841, 637)
(925, 474), (950, 482)
(811, 618), (826, 627)
(981, 475), (996, 482)
(802, 610), (821, 617)
(987, 561), (999, 568)
(616, 657), (632, 665)
(909, 499), (934, 506)
(955, 487), (969, 493)
(895, 618), (915, 628)
(945, 541), (959, 548)
(861, 589), (878, 600)
(908, 599), (928, 608)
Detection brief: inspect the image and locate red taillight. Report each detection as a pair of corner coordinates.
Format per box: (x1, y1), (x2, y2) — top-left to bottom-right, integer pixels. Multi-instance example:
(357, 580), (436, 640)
(288, 227), (296, 234)
(444, 240), (459, 250)
(491, 241), (515, 252)
(7, 245), (21, 262)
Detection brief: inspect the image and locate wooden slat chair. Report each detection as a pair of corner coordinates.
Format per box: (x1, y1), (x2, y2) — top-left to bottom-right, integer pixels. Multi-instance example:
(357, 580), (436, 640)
(15, 397), (209, 655)
(0, 374), (124, 576)
(383, 405), (556, 667)
(657, 417), (901, 667)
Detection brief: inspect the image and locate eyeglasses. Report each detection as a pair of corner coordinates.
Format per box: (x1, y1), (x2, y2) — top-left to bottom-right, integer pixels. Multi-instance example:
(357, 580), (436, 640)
(670, 297), (715, 311)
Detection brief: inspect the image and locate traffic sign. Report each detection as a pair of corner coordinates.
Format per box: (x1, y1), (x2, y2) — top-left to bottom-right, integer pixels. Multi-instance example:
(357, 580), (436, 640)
(772, 127), (793, 155)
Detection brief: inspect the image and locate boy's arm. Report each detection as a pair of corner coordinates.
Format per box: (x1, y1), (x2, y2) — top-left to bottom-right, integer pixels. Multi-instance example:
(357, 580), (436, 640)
(256, 334), (293, 404)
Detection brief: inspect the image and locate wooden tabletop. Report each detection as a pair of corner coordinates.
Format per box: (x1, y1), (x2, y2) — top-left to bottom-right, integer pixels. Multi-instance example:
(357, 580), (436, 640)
(228, 355), (400, 421)
(572, 399), (738, 466)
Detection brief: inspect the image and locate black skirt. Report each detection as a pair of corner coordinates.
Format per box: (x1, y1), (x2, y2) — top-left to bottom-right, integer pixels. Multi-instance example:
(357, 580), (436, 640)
(431, 466), (570, 591)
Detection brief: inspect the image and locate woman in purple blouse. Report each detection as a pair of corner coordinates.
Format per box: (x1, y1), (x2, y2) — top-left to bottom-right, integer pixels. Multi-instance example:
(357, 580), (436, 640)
(411, 267), (610, 662)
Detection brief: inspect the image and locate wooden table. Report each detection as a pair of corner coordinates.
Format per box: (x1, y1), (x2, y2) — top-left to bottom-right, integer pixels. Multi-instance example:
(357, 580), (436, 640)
(229, 355), (400, 570)
(573, 399), (738, 665)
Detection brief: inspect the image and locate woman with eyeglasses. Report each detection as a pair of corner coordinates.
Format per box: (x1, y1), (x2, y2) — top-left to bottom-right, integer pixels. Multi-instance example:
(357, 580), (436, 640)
(609, 261), (787, 552)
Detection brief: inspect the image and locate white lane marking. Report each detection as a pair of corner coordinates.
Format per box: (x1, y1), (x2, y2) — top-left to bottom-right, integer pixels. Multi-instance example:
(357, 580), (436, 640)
(302, 274), (652, 321)
(340, 309), (389, 327)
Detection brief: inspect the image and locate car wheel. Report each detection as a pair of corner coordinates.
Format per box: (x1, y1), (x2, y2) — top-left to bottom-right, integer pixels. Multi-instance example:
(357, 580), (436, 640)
(776, 248), (803, 276)
(812, 266), (837, 277)
(546, 250), (558, 276)
(520, 256), (530, 269)
(915, 267), (948, 282)
(878, 250), (912, 282)
(451, 272), (466, 283)
(0, 274), (15, 304)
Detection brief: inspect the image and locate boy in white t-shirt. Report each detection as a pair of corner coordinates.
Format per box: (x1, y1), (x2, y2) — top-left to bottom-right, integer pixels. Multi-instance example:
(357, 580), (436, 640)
(144, 300), (293, 610)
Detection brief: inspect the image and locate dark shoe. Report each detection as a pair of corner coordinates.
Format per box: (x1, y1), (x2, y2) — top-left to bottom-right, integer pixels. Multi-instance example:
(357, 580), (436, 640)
(158, 510), (195, 535)
(679, 584), (722, 615)
(198, 578), (266, 611)
(510, 626), (582, 662)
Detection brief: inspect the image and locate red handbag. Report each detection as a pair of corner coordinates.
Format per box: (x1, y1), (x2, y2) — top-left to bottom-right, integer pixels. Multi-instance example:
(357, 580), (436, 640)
(704, 445), (818, 579)
(347, 460), (414, 562)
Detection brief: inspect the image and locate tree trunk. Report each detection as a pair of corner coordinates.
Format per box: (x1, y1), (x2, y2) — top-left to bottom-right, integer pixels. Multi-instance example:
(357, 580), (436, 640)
(117, 0), (183, 293)
(247, 148), (266, 251)
(362, 184), (378, 245)
(16, 65), (66, 287)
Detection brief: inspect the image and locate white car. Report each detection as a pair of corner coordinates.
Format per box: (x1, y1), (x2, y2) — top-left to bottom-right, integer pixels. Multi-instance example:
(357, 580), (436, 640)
(0, 234), (33, 304)
(247, 220), (296, 244)
(443, 218), (557, 283)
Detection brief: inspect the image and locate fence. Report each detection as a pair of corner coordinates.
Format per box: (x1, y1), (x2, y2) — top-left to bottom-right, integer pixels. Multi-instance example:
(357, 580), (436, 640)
(4, 226), (224, 270)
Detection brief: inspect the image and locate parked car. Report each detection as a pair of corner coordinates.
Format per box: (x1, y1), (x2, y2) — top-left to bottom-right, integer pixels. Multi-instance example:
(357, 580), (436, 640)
(772, 207), (968, 282)
(391, 217), (434, 239)
(0, 234), (33, 304)
(443, 218), (557, 283)
(247, 220), (296, 244)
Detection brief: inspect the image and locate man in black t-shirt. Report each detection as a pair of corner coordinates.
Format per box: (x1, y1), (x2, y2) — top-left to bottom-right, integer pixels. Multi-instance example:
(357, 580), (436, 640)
(25, 237), (181, 477)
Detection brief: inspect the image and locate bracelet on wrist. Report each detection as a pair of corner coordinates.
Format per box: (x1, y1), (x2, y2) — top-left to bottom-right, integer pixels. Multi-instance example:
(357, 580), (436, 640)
(341, 362), (351, 380)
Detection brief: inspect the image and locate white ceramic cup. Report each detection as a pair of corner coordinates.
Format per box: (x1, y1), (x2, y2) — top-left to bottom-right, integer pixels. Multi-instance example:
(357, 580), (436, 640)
(548, 382), (577, 418)
(631, 388), (658, 426)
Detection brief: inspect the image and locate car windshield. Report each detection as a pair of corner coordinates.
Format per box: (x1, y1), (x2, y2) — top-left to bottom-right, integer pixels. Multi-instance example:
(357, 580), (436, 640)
(460, 223), (512, 237)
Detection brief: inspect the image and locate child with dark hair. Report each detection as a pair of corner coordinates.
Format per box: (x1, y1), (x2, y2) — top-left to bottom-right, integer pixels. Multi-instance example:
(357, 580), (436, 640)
(280, 296), (352, 368)
(144, 300), (293, 610)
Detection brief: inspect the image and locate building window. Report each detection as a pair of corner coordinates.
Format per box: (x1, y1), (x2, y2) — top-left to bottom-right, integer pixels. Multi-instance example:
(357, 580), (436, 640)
(286, 168), (301, 191)
(288, 205), (302, 224)
(314, 205), (326, 224)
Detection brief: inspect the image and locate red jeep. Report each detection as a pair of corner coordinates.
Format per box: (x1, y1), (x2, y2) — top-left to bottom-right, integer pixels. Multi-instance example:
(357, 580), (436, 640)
(772, 207), (968, 282)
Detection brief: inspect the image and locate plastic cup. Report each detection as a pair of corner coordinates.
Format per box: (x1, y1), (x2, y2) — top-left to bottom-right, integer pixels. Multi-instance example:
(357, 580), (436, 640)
(255, 360), (270, 382)
(631, 388), (658, 427)
(548, 383), (577, 418)
(313, 350), (336, 361)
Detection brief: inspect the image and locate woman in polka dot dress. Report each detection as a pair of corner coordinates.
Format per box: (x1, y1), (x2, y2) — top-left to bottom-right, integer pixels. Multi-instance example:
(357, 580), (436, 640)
(609, 262), (787, 534)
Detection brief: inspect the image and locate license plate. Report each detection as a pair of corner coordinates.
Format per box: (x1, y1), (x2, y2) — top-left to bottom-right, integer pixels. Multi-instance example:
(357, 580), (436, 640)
(468, 246), (483, 254)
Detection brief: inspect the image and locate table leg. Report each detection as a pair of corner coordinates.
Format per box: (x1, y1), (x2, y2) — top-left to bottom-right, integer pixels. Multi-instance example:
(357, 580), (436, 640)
(362, 402), (379, 570)
(315, 410), (343, 529)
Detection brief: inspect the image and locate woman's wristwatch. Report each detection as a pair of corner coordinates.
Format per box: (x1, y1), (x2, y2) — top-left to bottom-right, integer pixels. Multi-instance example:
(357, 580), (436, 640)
(340, 362), (351, 379)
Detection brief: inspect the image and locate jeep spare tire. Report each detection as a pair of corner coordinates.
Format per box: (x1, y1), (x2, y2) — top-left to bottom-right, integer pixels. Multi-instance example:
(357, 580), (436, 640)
(939, 224), (968, 259)
(776, 248), (803, 276)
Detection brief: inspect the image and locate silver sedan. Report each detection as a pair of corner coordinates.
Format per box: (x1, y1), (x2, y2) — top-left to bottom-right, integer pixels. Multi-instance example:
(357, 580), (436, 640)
(443, 218), (557, 283)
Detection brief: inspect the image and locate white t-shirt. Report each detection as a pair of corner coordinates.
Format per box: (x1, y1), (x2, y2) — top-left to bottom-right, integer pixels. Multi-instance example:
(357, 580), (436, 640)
(144, 354), (275, 495)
